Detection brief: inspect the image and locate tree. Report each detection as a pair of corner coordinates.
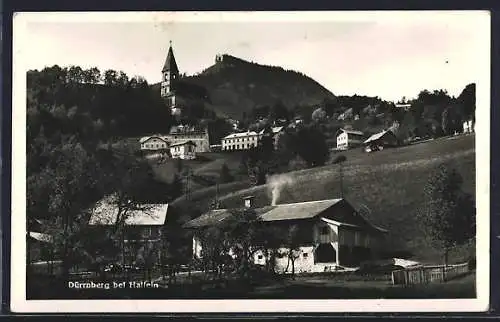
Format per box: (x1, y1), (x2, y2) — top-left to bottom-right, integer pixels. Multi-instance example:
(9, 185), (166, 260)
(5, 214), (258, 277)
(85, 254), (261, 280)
(311, 107), (327, 123)
(290, 125), (329, 167)
(283, 225), (302, 279)
(321, 97), (340, 117)
(103, 69), (118, 86)
(268, 100), (289, 121)
(457, 83), (475, 120)
(418, 163), (475, 266)
(31, 140), (102, 279)
(67, 65), (84, 85)
(219, 163), (234, 184)
(82, 67), (101, 84)
(207, 118), (233, 144)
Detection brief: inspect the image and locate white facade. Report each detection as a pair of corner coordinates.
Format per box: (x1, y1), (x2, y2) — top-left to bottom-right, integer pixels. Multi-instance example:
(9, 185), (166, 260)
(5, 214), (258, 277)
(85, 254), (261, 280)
(222, 131), (260, 151)
(140, 136), (169, 151)
(192, 218), (381, 273)
(463, 119), (475, 133)
(336, 130), (365, 150)
(170, 141), (196, 160)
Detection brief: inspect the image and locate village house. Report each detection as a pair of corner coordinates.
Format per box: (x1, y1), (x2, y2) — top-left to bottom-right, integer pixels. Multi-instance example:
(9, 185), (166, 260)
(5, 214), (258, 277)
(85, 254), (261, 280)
(27, 218), (54, 264)
(364, 129), (399, 152)
(88, 196), (170, 266)
(183, 196), (388, 273)
(335, 128), (366, 150)
(169, 140), (197, 160)
(163, 125), (211, 153)
(139, 135), (169, 151)
(395, 103), (412, 111)
(463, 119), (475, 134)
(337, 107), (354, 121)
(222, 131), (260, 151)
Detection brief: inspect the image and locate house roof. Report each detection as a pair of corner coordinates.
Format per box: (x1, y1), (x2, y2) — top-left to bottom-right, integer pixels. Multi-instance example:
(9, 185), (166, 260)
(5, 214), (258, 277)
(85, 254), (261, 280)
(364, 130), (395, 144)
(259, 199), (343, 222)
(258, 127), (285, 135)
(88, 196), (169, 226)
(337, 128), (364, 137)
(139, 136), (168, 144)
(183, 198), (386, 233)
(170, 140), (196, 148)
(162, 44), (179, 74)
(28, 232), (53, 243)
(223, 131), (259, 139)
(183, 207), (274, 228)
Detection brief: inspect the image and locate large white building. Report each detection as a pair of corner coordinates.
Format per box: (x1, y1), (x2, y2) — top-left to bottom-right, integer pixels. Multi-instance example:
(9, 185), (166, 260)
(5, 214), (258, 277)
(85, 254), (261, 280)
(221, 127), (285, 152)
(221, 131), (260, 151)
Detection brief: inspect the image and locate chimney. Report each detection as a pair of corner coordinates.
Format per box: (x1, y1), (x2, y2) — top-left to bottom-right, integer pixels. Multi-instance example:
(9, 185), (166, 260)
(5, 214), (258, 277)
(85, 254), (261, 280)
(244, 196), (255, 208)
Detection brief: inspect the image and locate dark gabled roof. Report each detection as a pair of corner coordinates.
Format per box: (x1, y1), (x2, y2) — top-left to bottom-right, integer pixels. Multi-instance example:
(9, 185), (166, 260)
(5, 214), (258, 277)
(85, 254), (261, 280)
(28, 232), (53, 243)
(169, 140), (196, 148)
(336, 128), (365, 137)
(183, 207), (273, 229)
(259, 199), (343, 222)
(182, 198), (387, 234)
(364, 129), (397, 144)
(162, 45), (179, 74)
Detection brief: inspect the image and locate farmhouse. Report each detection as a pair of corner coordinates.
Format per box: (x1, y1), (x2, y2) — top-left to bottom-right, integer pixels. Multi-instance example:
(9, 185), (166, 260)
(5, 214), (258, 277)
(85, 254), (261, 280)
(183, 196), (388, 273)
(463, 119), (475, 134)
(335, 128), (365, 150)
(169, 140), (197, 160)
(27, 218), (54, 263)
(395, 103), (412, 111)
(139, 136), (169, 151)
(364, 129), (399, 152)
(88, 195), (170, 266)
(163, 125), (211, 153)
(222, 131), (260, 151)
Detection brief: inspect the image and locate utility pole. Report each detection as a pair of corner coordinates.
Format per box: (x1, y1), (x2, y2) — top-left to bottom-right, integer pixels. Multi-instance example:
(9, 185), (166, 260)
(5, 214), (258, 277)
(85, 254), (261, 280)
(340, 162), (344, 198)
(215, 182), (219, 209)
(184, 168), (192, 201)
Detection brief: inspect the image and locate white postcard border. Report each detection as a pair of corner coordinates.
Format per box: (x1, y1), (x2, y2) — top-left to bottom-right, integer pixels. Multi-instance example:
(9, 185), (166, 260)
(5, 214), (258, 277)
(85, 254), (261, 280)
(10, 10), (491, 313)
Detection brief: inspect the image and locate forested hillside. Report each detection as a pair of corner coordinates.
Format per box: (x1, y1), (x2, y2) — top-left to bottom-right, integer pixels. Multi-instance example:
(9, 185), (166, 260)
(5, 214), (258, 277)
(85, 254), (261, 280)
(177, 54), (336, 119)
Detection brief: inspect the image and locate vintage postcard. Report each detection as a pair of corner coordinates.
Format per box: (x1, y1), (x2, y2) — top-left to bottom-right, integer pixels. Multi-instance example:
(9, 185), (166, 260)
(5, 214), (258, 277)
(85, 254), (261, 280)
(11, 11), (490, 313)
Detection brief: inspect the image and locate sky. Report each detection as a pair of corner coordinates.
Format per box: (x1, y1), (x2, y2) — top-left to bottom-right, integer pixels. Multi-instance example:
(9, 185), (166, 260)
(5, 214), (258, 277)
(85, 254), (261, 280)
(15, 11), (490, 102)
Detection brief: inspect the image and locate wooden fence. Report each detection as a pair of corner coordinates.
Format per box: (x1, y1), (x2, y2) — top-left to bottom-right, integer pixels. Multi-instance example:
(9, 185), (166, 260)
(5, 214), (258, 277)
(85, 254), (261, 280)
(391, 262), (470, 286)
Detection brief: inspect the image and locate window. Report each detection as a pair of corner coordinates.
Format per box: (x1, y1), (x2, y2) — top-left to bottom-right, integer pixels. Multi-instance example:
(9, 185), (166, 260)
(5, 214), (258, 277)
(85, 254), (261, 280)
(303, 253), (308, 258)
(321, 226), (329, 235)
(258, 254), (263, 260)
(355, 231), (362, 246)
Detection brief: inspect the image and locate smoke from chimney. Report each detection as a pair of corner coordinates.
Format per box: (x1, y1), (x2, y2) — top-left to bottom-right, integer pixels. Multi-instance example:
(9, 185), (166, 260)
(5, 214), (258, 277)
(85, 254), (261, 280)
(267, 174), (294, 206)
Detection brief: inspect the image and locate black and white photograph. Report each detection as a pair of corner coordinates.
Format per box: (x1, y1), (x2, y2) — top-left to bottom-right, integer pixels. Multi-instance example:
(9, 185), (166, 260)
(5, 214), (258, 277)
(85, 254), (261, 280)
(11, 11), (490, 313)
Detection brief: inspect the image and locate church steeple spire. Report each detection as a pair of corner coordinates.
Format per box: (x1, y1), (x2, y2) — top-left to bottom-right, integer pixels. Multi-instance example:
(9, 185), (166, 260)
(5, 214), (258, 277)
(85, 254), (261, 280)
(162, 41), (179, 74)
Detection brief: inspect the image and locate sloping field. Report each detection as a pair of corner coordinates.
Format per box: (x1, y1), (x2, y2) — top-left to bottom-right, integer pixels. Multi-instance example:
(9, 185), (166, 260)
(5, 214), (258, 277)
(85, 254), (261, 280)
(172, 134), (476, 262)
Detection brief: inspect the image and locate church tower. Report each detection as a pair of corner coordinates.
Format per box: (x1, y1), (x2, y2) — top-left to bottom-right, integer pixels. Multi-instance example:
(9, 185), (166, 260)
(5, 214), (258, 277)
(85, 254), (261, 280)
(161, 41), (180, 116)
